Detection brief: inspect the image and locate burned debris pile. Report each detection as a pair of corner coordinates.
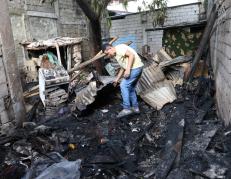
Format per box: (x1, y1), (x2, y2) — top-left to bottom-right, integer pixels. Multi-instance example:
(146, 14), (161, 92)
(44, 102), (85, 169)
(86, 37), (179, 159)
(1, 77), (231, 179)
(0, 37), (230, 179)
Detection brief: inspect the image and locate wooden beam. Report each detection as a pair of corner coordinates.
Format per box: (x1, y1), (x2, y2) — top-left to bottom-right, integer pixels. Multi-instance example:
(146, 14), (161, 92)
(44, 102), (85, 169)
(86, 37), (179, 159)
(186, 3), (218, 82)
(67, 46), (72, 71)
(68, 40), (132, 74)
(55, 43), (62, 65)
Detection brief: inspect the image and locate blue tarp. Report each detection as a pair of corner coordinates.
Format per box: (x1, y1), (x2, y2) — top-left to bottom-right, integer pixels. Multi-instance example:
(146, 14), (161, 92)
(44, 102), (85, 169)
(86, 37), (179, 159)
(112, 35), (137, 51)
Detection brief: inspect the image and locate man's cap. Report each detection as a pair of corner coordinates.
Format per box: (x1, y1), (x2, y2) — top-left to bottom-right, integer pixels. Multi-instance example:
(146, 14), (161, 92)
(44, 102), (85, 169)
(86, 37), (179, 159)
(102, 43), (112, 52)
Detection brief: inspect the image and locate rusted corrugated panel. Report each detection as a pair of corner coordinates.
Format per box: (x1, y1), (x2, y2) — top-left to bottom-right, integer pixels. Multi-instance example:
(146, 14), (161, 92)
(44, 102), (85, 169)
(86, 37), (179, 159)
(137, 64), (177, 110)
(139, 81), (177, 110)
(136, 65), (165, 94)
(165, 67), (184, 86)
(159, 56), (191, 69)
(21, 37), (84, 49)
(72, 76), (115, 111)
(73, 81), (98, 111)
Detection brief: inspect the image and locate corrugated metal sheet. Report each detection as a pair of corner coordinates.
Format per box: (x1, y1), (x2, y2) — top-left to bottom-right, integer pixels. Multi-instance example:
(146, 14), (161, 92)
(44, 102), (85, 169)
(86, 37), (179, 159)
(72, 76), (115, 111)
(136, 65), (165, 94)
(73, 81), (98, 111)
(112, 35), (137, 51)
(165, 66), (185, 86)
(137, 64), (177, 110)
(139, 81), (176, 110)
(21, 37), (84, 49)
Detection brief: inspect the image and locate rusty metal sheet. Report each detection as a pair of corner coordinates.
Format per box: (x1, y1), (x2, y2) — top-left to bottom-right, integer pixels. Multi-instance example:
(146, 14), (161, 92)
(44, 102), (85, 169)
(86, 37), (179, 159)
(72, 76), (115, 111)
(21, 37), (84, 50)
(139, 81), (177, 110)
(137, 64), (177, 110)
(136, 65), (165, 94)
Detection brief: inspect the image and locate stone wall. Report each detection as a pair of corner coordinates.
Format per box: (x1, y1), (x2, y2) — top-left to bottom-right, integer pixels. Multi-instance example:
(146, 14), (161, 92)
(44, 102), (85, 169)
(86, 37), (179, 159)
(109, 3), (202, 55)
(8, 0), (90, 68)
(209, 0), (231, 125)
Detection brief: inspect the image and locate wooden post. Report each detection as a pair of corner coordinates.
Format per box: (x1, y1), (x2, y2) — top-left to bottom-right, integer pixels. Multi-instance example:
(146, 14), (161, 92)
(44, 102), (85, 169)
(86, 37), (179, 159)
(0, 0), (26, 127)
(67, 46), (72, 70)
(186, 3), (217, 82)
(55, 43), (62, 65)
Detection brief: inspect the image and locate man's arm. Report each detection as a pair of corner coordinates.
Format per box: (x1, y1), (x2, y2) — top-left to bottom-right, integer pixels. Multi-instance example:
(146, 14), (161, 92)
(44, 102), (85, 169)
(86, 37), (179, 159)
(113, 68), (125, 87)
(124, 50), (135, 78)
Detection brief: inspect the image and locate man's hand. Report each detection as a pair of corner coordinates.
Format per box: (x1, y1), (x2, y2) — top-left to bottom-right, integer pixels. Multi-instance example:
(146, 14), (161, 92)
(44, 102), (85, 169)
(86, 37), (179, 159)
(113, 79), (119, 87)
(124, 69), (131, 79)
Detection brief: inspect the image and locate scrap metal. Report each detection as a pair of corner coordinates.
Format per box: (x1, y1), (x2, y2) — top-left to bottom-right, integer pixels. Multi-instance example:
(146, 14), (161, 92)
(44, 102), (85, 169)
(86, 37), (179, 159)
(136, 64), (177, 110)
(72, 76), (116, 111)
(21, 37), (84, 50)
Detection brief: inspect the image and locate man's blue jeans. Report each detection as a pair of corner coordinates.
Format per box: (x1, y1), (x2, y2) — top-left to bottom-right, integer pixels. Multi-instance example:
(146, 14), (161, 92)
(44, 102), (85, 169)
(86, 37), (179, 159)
(120, 67), (143, 109)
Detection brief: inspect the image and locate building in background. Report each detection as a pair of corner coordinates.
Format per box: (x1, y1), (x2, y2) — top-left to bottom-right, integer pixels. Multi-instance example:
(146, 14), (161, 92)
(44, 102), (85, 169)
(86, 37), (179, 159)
(8, 0), (90, 69)
(108, 0), (203, 13)
(108, 2), (206, 57)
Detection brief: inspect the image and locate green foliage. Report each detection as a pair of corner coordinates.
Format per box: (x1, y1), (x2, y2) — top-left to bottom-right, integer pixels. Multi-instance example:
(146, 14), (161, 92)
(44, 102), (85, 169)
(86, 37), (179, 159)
(91, 0), (108, 18)
(90, 0), (128, 27)
(139, 0), (168, 27)
(80, 0), (167, 27)
(204, 0), (208, 11)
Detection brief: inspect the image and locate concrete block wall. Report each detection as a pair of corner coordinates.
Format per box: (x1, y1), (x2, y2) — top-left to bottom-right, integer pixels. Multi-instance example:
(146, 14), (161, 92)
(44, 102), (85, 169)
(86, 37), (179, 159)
(109, 3), (201, 55)
(58, 0), (90, 60)
(25, 0), (55, 13)
(163, 3), (200, 26)
(147, 30), (164, 55)
(110, 15), (144, 54)
(210, 0), (231, 125)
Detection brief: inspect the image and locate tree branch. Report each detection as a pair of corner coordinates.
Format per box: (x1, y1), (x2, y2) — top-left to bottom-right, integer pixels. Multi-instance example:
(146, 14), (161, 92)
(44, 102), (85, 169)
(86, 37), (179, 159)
(76, 0), (98, 21)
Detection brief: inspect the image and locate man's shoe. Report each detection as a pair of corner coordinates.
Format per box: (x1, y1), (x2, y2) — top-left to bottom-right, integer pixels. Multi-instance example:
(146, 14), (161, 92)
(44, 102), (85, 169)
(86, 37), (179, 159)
(132, 107), (140, 114)
(117, 109), (133, 118)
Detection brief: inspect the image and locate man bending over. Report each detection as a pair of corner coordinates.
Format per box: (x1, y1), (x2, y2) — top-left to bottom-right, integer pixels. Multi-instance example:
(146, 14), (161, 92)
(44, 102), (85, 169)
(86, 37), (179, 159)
(102, 43), (144, 118)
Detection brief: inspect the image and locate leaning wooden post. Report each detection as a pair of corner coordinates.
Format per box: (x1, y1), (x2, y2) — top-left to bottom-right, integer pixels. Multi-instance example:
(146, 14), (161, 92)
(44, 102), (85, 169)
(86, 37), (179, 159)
(0, 0), (26, 127)
(68, 40), (133, 74)
(186, 3), (217, 82)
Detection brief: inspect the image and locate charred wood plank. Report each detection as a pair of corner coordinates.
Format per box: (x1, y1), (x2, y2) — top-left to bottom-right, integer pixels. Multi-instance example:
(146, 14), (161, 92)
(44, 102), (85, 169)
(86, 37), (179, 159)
(159, 56), (192, 69)
(164, 119), (185, 167)
(189, 169), (210, 179)
(0, 135), (22, 145)
(195, 99), (214, 124)
(144, 150), (177, 179)
(126, 120), (155, 154)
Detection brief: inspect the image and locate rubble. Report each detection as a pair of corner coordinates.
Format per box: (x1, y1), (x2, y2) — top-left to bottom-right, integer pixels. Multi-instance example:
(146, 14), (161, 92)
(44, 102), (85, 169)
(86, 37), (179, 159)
(1, 34), (230, 178)
(2, 73), (231, 179)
